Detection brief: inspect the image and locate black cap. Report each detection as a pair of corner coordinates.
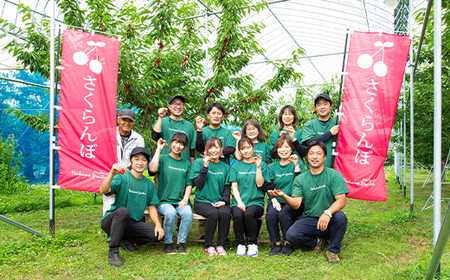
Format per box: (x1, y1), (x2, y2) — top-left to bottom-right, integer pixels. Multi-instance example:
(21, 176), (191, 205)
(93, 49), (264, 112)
(118, 109), (135, 121)
(129, 147), (150, 162)
(168, 95), (186, 104)
(314, 93), (332, 105)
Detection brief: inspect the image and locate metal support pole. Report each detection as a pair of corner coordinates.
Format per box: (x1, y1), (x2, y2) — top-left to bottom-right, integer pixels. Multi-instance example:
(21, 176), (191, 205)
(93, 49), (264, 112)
(409, 0), (414, 211)
(205, 9), (209, 81)
(49, 0), (56, 237)
(433, 0), (442, 248)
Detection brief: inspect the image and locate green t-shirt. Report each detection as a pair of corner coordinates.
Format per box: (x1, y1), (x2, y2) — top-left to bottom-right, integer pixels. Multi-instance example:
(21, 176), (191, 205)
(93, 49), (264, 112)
(270, 128), (306, 171)
(156, 154), (192, 206)
(302, 117), (336, 168)
(268, 161), (297, 204)
(201, 126), (235, 165)
(103, 172), (160, 222)
(159, 117), (196, 161)
(254, 142), (272, 164)
(292, 167), (348, 218)
(229, 161), (270, 208)
(190, 158), (230, 204)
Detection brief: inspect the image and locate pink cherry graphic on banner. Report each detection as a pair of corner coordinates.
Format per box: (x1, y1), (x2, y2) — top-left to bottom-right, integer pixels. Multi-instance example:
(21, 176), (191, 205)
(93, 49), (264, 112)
(89, 59), (102, 74)
(373, 61), (387, 77)
(73, 51), (88, 65)
(357, 54), (372, 69)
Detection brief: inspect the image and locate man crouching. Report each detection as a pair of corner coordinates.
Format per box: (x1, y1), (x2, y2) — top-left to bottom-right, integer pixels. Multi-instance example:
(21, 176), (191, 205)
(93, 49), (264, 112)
(100, 147), (164, 267)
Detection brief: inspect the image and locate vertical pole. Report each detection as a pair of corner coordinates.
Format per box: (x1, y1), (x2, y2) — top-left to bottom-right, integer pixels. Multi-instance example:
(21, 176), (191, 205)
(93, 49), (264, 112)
(49, 0), (56, 237)
(409, 0), (414, 211)
(433, 0), (442, 248)
(205, 9), (209, 81)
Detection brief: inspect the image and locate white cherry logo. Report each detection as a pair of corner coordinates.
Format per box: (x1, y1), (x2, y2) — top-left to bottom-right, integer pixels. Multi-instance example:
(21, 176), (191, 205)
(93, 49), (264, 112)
(73, 41), (106, 74)
(357, 41), (394, 77)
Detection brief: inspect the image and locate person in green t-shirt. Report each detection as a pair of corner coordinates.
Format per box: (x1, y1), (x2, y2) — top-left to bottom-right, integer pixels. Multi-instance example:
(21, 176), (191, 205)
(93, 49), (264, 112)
(190, 137), (231, 256)
(148, 133), (193, 255)
(265, 137), (304, 257)
(232, 119), (271, 165)
(152, 95), (196, 163)
(100, 147), (164, 267)
(195, 102), (235, 165)
(271, 141), (348, 264)
(302, 93), (340, 168)
(230, 138), (270, 257)
(269, 105), (307, 171)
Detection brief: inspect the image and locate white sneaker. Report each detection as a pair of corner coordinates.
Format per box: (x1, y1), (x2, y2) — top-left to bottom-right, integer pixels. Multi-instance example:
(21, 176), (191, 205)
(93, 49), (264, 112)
(236, 244), (246, 257)
(247, 244), (258, 257)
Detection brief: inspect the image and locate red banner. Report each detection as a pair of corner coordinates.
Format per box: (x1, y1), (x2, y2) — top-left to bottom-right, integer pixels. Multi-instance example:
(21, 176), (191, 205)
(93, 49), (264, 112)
(58, 29), (120, 193)
(335, 31), (411, 201)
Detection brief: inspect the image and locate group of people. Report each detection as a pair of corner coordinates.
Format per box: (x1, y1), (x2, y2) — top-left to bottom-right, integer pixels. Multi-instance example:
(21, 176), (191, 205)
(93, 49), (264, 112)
(100, 93), (348, 267)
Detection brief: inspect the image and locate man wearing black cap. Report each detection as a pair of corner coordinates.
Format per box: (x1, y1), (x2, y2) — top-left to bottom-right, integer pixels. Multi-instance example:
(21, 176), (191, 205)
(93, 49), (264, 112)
(152, 95), (196, 163)
(302, 93), (339, 168)
(100, 147), (164, 267)
(103, 109), (145, 215)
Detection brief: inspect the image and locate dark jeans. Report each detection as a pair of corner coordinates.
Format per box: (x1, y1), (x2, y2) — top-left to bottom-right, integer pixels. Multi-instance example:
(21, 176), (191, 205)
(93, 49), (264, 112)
(194, 201), (231, 248)
(231, 205), (264, 245)
(286, 211), (347, 254)
(101, 207), (160, 252)
(265, 202), (304, 243)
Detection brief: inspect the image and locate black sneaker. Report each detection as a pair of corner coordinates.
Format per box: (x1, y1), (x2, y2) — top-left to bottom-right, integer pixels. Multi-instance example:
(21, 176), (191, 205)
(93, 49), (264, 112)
(279, 244), (293, 256)
(176, 243), (187, 254)
(164, 243), (177, 255)
(120, 240), (138, 252)
(269, 244), (282, 256)
(108, 251), (123, 267)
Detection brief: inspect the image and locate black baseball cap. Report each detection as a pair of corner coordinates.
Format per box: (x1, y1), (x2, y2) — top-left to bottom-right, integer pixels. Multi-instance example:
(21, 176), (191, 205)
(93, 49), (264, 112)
(314, 93), (332, 105)
(168, 95), (186, 104)
(118, 109), (135, 121)
(129, 147), (150, 162)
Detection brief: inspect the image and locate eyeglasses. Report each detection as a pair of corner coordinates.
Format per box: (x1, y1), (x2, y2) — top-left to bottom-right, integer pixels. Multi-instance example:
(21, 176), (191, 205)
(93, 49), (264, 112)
(170, 102), (184, 107)
(246, 127), (258, 132)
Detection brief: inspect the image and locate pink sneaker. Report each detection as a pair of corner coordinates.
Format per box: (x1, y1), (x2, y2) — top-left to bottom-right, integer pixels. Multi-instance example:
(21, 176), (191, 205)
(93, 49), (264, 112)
(205, 246), (217, 256)
(216, 246), (227, 256)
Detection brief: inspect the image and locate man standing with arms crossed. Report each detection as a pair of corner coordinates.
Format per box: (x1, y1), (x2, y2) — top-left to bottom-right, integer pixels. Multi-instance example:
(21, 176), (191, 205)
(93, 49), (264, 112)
(302, 93), (339, 168)
(269, 141), (348, 263)
(152, 95), (196, 163)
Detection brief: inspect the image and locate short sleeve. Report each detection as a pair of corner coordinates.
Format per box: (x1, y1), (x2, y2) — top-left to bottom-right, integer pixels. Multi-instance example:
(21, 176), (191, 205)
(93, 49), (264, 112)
(291, 175), (304, 198)
(189, 159), (202, 180)
(186, 164), (193, 186)
(229, 164), (238, 182)
(301, 121), (315, 145)
(108, 173), (123, 196)
(147, 180), (160, 206)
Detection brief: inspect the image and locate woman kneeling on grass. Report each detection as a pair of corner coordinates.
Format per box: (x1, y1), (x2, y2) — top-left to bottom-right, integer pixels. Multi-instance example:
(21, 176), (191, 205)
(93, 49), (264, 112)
(149, 133), (193, 255)
(190, 137), (231, 256)
(230, 137), (270, 257)
(266, 137), (305, 256)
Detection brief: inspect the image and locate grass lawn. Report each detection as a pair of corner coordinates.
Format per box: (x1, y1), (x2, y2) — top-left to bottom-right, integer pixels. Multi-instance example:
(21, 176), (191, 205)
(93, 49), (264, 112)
(0, 167), (449, 279)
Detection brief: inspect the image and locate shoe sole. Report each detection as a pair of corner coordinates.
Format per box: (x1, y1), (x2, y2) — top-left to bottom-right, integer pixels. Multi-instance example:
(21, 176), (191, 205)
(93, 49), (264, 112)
(236, 253), (246, 257)
(165, 252), (177, 255)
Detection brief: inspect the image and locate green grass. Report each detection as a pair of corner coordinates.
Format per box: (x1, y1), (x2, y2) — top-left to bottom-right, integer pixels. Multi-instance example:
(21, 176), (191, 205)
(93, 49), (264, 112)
(0, 167), (449, 279)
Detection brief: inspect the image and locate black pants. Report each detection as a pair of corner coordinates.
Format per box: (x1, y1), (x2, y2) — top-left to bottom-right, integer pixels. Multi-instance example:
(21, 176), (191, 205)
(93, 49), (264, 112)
(231, 205), (264, 245)
(194, 201), (231, 248)
(101, 207), (160, 252)
(265, 202), (304, 243)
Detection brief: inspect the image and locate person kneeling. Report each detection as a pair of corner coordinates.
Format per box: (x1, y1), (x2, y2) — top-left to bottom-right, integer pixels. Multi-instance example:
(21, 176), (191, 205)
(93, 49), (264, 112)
(270, 141), (348, 263)
(100, 147), (164, 267)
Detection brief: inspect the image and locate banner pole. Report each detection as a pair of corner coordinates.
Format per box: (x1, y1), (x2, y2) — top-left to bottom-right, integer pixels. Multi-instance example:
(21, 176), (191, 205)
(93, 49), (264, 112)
(49, 0), (56, 237)
(331, 29), (349, 168)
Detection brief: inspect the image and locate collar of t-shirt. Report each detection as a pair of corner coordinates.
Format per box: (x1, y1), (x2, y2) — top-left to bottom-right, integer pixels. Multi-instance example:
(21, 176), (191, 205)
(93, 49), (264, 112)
(120, 132), (131, 147)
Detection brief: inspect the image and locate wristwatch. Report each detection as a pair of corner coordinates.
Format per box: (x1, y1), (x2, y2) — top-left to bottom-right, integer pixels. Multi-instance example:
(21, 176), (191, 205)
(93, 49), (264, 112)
(324, 210), (332, 218)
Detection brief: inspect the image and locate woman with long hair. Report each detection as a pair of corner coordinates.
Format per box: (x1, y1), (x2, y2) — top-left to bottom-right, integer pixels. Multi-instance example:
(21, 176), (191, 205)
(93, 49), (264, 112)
(190, 137), (231, 256)
(149, 133), (193, 255)
(230, 137), (270, 257)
